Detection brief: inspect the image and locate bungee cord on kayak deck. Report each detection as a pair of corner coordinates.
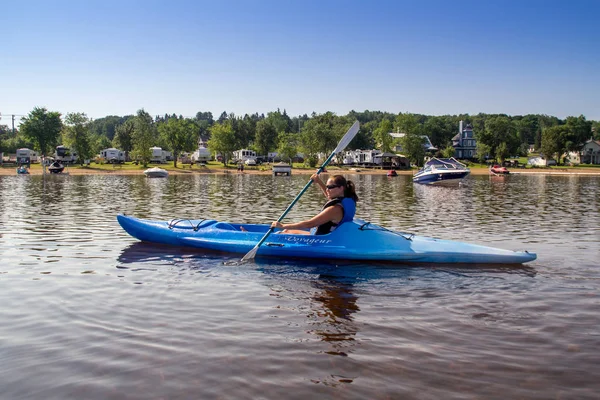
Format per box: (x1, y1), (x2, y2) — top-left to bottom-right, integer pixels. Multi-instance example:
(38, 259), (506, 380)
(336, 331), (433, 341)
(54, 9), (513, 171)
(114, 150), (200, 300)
(167, 218), (208, 231)
(358, 222), (414, 241)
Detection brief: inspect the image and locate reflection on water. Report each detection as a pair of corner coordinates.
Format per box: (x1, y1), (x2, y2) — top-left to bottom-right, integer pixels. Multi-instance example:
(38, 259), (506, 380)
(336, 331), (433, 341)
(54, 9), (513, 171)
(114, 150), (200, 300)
(1, 173), (599, 399)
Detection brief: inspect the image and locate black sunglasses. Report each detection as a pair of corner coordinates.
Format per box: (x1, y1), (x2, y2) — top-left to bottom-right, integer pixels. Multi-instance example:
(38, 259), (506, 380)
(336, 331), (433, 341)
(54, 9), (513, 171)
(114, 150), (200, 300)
(326, 184), (341, 189)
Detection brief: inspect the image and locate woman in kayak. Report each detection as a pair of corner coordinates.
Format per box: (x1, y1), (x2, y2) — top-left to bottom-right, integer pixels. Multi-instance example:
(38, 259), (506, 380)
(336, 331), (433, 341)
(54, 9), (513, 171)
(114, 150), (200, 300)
(271, 173), (358, 235)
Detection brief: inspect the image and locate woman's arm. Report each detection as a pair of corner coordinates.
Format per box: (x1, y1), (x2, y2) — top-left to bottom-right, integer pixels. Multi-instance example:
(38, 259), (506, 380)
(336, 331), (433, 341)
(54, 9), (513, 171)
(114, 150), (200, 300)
(272, 205), (343, 230)
(311, 173), (328, 198)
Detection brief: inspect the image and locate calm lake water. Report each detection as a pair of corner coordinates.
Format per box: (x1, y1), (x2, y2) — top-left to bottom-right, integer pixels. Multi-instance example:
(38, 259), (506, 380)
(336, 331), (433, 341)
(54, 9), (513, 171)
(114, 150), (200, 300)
(0, 173), (598, 399)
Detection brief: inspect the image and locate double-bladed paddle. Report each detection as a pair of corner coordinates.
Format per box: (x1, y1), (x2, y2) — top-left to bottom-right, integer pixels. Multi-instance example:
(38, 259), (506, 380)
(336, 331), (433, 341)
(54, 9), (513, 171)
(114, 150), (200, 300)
(241, 120), (360, 262)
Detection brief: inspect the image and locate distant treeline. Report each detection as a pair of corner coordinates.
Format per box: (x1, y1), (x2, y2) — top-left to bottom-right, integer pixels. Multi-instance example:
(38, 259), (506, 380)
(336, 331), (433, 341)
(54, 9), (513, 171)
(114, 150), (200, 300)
(1, 108), (598, 168)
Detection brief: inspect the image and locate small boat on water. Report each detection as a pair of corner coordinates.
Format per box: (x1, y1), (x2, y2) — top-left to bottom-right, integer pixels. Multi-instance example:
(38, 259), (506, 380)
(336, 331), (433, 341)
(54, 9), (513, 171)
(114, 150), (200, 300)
(387, 170), (398, 177)
(48, 161), (65, 174)
(16, 166), (30, 175)
(143, 167), (169, 178)
(490, 164), (510, 175)
(117, 214), (537, 264)
(413, 157), (470, 184)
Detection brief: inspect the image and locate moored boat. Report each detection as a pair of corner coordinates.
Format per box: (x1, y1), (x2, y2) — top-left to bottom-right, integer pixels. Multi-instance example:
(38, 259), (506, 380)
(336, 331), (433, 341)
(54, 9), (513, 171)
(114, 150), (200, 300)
(143, 167), (169, 178)
(117, 214), (537, 264)
(16, 166), (30, 175)
(413, 157), (470, 184)
(490, 164), (510, 175)
(48, 161), (65, 174)
(387, 170), (398, 177)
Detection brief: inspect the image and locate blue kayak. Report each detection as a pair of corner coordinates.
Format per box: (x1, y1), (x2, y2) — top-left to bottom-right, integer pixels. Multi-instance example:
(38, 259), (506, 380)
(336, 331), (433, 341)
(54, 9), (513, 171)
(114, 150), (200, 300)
(117, 214), (537, 264)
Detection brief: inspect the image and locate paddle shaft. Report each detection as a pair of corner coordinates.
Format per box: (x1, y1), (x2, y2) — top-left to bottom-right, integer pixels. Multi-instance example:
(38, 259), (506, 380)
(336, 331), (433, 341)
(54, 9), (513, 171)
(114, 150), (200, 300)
(250, 155), (335, 251)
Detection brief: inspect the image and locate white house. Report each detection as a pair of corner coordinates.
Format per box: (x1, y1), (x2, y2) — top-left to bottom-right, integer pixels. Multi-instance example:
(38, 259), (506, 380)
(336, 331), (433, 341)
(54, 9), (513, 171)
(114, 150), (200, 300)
(580, 139), (600, 164)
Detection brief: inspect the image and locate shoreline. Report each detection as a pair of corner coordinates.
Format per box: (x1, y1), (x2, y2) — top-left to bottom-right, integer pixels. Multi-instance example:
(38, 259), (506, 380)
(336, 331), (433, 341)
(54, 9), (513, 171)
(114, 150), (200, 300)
(2, 165), (600, 176)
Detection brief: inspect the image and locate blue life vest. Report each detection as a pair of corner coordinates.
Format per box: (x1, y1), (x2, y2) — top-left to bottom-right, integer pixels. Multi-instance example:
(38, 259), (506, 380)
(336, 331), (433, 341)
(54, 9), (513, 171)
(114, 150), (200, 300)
(314, 197), (356, 235)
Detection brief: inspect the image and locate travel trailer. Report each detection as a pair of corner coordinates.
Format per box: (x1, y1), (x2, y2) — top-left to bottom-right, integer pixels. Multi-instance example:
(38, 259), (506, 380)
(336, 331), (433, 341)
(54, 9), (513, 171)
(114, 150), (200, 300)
(150, 147), (170, 163)
(191, 146), (211, 164)
(54, 146), (78, 164)
(233, 149), (257, 163)
(100, 148), (126, 163)
(16, 148), (39, 164)
(343, 149), (383, 165)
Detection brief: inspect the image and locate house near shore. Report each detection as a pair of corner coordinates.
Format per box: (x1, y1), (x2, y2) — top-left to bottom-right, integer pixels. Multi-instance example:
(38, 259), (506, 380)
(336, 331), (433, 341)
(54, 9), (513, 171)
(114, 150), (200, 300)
(452, 121), (477, 160)
(580, 139), (600, 164)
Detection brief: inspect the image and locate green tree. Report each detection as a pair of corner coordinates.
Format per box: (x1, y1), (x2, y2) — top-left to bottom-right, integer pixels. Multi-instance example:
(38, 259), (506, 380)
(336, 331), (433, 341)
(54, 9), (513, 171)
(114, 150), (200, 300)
(113, 119), (135, 160)
(276, 132), (298, 164)
(398, 132), (426, 167)
(565, 115), (592, 152)
(63, 112), (94, 164)
(441, 145), (457, 159)
(298, 112), (348, 167)
(422, 116), (456, 149)
(540, 125), (568, 162)
(254, 119), (278, 157)
(207, 122), (236, 166)
(475, 142), (491, 163)
(394, 113), (420, 134)
(266, 109), (292, 134)
(496, 142), (509, 163)
(373, 119), (394, 152)
(94, 135), (112, 155)
(19, 107), (63, 157)
(131, 109), (155, 167)
(394, 113), (427, 166)
(235, 114), (256, 149)
(158, 118), (197, 168)
(480, 116), (519, 161)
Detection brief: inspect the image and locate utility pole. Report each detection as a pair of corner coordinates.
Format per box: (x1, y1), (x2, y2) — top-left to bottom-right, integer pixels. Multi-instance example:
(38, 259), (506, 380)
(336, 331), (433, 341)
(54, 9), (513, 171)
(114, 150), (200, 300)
(0, 112), (24, 135)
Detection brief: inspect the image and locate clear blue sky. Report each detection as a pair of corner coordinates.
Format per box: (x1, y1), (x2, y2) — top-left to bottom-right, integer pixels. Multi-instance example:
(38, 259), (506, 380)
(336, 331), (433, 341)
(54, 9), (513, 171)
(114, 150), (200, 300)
(2, 0), (598, 126)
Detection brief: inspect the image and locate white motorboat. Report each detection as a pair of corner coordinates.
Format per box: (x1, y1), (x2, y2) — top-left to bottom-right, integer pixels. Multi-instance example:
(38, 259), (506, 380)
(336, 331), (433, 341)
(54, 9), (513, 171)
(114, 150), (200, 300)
(143, 167), (169, 178)
(413, 157), (470, 184)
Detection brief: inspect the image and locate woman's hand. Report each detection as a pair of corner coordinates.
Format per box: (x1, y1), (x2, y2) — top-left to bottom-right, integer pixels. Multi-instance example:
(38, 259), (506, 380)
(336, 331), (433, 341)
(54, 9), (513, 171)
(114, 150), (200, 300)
(310, 173), (320, 182)
(271, 221), (283, 229)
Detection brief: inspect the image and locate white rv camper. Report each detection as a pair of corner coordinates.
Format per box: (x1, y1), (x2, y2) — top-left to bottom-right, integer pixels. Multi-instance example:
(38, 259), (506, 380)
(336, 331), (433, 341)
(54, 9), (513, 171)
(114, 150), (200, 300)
(191, 146), (211, 164)
(233, 149), (257, 163)
(54, 146), (78, 163)
(100, 148), (126, 163)
(16, 148), (39, 164)
(150, 147), (166, 163)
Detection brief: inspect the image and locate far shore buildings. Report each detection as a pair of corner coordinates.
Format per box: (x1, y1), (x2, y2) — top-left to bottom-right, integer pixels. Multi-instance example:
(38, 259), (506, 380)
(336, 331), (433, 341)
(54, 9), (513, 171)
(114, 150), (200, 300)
(389, 120), (477, 160)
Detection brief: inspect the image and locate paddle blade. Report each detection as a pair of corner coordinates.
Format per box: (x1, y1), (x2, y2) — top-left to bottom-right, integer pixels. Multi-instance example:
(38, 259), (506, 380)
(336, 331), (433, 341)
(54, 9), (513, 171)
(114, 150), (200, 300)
(241, 245), (259, 262)
(333, 120), (360, 154)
